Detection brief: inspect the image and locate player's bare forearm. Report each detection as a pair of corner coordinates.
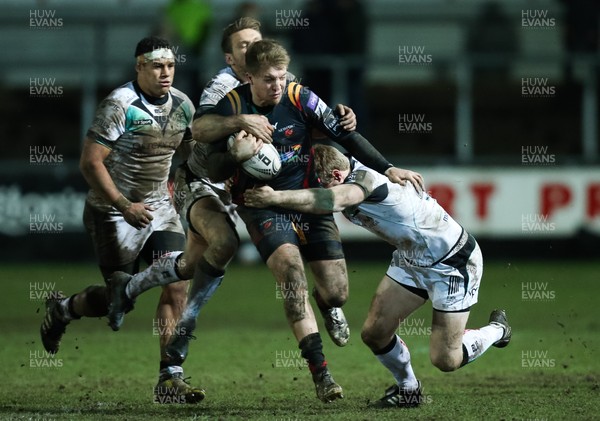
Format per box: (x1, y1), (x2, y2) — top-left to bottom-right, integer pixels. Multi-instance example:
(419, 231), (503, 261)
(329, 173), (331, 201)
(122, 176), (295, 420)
(193, 114), (241, 144)
(245, 185), (365, 213)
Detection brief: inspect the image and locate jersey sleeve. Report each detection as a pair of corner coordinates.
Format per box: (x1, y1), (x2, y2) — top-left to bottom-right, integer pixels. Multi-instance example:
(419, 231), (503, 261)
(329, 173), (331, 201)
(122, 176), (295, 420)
(193, 88), (239, 121)
(182, 95), (196, 142)
(197, 79), (232, 115)
(288, 83), (349, 141)
(86, 98), (126, 147)
(344, 166), (379, 197)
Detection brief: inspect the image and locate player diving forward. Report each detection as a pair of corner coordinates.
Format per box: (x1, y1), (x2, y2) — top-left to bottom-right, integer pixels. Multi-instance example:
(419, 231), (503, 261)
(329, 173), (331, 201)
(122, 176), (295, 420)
(244, 144), (512, 408)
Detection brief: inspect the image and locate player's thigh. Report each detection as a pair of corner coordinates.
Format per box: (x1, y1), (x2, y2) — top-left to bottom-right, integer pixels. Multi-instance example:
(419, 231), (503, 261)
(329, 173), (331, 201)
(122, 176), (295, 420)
(237, 205), (300, 263)
(188, 196), (238, 248)
(84, 202), (146, 277)
(363, 275), (427, 341)
(430, 309), (470, 362)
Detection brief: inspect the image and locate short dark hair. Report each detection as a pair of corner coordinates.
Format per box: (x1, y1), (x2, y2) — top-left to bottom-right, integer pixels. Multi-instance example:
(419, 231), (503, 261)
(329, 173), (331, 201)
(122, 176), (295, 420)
(245, 39), (290, 75)
(221, 17), (261, 54)
(134, 36), (172, 57)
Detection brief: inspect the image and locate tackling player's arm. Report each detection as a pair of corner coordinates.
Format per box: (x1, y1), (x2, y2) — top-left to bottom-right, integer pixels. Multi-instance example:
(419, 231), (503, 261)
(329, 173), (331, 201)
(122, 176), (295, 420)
(79, 137), (154, 229)
(244, 183), (369, 213)
(295, 84), (424, 192)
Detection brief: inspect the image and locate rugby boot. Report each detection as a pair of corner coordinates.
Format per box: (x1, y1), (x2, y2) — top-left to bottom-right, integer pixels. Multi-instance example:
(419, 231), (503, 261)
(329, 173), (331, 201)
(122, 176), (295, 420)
(489, 309), (512, 348)
(106, 271), (135, 331)
(368, 381), (423, 408)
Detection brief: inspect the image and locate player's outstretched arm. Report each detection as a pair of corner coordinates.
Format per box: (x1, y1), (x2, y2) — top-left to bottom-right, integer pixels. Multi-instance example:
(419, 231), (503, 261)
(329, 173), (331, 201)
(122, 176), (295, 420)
(244, 184), (366, 214)
(339, 132), (425, 193)
(193, 114), (273, 144)
(79, 137), (154, 229)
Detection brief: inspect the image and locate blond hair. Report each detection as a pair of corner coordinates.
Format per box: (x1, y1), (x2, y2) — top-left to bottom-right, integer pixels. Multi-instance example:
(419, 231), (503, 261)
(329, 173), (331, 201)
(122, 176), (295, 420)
(313, 145), (350, 185)
(245, 39), (290, 75)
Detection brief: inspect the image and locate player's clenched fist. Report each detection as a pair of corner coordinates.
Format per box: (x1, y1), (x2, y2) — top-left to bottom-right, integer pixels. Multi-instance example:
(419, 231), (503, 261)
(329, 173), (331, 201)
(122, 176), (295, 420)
(229, 130), (263, 162)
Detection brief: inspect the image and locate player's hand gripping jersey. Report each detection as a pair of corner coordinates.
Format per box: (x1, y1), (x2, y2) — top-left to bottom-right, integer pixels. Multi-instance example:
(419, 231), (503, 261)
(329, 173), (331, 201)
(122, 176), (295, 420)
(207, 82), (384, 204)
(344, 160), (465, 267)
(86, 81), (195, 211)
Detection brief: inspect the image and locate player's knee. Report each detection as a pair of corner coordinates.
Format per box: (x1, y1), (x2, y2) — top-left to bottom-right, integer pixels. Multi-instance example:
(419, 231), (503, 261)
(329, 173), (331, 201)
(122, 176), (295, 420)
(207, 233), (238, 267)
(324, 294), (346, 308)
(360, 326), (379, 350)
(360, 323), (391, 351)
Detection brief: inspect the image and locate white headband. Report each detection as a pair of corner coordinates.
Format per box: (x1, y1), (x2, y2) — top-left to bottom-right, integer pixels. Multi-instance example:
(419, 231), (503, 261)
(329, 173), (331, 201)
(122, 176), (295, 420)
(138, 48), (175, 63)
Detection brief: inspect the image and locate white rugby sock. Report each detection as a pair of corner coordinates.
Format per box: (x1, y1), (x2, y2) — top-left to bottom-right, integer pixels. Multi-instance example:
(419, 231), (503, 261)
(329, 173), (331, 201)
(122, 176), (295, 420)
(461, 324), (504, 365)
(125, 251), (183, 299)
(375, 335), (419, 390)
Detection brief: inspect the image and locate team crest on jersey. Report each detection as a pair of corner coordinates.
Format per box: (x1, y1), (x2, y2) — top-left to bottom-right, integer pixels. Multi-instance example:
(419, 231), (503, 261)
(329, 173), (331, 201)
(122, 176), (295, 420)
(260, 218), (275, 234)
(284, 128), (294, 137)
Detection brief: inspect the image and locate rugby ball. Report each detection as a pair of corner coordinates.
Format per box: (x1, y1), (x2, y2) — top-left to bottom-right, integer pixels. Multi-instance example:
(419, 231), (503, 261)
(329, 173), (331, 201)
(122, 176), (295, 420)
(228, 134), (281, 180)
